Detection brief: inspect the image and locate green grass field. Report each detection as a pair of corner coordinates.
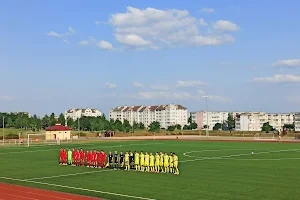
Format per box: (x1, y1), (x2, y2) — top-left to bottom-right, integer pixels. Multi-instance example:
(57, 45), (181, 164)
(0, 140), (300, 200)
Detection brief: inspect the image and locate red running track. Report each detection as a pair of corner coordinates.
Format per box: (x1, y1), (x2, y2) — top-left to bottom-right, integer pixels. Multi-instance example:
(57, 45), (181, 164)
(0, 182), (102, 200)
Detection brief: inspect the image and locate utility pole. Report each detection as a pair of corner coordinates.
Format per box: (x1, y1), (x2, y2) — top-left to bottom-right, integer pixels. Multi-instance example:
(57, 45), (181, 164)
(78, 118), (80, 138)
(202, 95), (211, 137)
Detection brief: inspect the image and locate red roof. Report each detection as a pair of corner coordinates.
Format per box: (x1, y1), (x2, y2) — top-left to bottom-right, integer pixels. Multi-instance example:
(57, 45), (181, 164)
(46, 124), (72, 131)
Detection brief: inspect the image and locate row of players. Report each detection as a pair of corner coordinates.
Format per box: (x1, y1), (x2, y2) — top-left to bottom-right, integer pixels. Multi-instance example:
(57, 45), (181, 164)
(59, 148), (180, 174)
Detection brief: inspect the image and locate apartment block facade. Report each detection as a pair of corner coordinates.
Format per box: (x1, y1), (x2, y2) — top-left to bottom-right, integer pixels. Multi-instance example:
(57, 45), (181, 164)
(190, 111), (238, 130)
(64, 108), (102, 120)
(109, 104), (188, 129)
(235, 112), (294, 131)
(295, 113), (300, 132)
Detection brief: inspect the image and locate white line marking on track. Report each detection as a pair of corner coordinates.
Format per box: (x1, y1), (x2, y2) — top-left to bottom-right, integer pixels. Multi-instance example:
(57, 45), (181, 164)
(180, 149), (300, 162)
(0, 177), (156, 200)
(25, 169), (115, 181)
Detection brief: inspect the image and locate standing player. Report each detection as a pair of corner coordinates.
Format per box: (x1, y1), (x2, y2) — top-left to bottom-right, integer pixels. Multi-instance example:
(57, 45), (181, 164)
(63, 148), (67, 165)
(169, 152), (174, 174)
(72, 148), (76, 166)
(119, 151), (124, 169)
(124, 151), (130, 170)
(97, 150), (102, 168)
(129, 151), (134, 169)
(155, 152), (160, 173)
(144, 152), (150, 172)
(67, 148), (72, 165)
(80, 148), (85, 167)
(149, 153), (154, 172)
(114, 151), (119, 169)
(59, 147), (64, 165)
(134, 151), (140, 171)
(164, 152), (169, 173)
(93, 149), (97, 168)
(101, 150), (107, 168)
(108, 151), (113, 169)
(173, 152), (179, 175)
(140, 151), (145, 172)
(76, 149), (80, 166)
(160, 152), (164, 173)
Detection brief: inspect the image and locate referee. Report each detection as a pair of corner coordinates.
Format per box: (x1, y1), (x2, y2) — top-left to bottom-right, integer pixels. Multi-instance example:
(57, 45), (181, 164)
(114, 151), (119, 170)
(129, 151), (134, 169)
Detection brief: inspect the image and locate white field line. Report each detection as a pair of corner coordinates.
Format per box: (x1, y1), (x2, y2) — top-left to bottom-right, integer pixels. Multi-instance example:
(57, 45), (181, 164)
(0, 176), (156, 200)
(25, 169), (115, 181)
(0, 142), (164, 155)
(180, 149), (300, 163)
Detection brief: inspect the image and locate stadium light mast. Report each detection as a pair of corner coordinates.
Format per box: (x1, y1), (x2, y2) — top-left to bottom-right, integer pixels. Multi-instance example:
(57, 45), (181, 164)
(202, 95), (211, 137)
(2, 116), (5, 146)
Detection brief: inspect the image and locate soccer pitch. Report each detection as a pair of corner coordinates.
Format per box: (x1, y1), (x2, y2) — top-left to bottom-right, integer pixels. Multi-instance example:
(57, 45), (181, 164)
(0, 140), (300, 200)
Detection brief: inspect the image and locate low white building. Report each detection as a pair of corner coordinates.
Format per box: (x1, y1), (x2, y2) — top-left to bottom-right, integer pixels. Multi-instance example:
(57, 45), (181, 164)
(295, 113), (300, 132)
(235, 112), (295, 131)
(109, 104), (188, 129)
(64, 108), (102, 120)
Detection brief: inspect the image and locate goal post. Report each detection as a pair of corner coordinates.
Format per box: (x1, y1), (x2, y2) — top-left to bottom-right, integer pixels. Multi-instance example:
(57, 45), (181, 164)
(27, 133), (61, 147)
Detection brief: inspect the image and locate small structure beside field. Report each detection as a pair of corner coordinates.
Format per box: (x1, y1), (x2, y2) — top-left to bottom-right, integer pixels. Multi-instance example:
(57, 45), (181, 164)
(45, 123), (72, 140)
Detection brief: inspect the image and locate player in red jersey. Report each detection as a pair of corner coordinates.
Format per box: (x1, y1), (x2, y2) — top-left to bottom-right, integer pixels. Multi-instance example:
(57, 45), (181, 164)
(59, 147), (64, 165)
(93, 149), (97, 168)
(86, 150), (90, 167)
(101, 150), (107, 168)
(76, 149), (80, 166)
(72, 148), (76, 166)
(80, 148), (85, 166)
(63, 149), (67, 165)
(97, 150), (102, 168)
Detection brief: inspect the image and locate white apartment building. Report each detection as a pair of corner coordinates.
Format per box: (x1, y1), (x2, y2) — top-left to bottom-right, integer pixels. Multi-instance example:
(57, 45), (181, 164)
(190, 111), (239, 130)
(295, 113), (300, 132)
(109, 104), (188, 129)
(235, 112), (295, 131)
(64, 108), (102, 120)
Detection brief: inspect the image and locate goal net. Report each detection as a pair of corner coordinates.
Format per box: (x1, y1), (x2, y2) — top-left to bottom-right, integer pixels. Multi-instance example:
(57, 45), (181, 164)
(27, 133), (72, 147)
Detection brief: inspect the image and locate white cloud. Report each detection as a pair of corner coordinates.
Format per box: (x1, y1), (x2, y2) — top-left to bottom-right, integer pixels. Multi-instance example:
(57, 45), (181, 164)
(273, 59), (300, 68)
(176, 80), (207, 88)
(78, 40), (89, 45)
(0, 96), (15, 101)
(151, 85), (170, 91)
(105, 82), (117, 88)
(210, 95), (232, 103)
(252, 74), (300, 83)
(200, 8), (215, 13)
(98, 40), (113, 50)
(197, 90), (206, 95)
(199, 18), (207, 26)
(214, 20), (239, 31)
(95, 20), (101, 24)
(68, 26), (76, 33)
(133, 82), (143, 87)
(47, 31), (61, 37)
(108, 6), (237, 49)
(63, 40), (70, 44)
(115, 34), (151, 46)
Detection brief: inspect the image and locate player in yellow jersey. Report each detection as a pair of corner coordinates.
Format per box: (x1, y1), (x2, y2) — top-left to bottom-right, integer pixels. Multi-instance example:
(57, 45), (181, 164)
(140, 151), (145, 172)
(149, 153), (155, 172)
(155, 152), (160, 173)
(134, 151), (140, 171)
(159, 152), (164, 173)
(173, 152), (179, 175)
(124, 152), (130, 170)
(144, 152), (150, 172)
(169, 152), (174, 174)
(164, 152), (169, 173)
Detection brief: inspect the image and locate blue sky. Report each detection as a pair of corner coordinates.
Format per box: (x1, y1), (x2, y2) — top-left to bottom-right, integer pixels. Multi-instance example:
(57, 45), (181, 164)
(1, 0), (300, 116)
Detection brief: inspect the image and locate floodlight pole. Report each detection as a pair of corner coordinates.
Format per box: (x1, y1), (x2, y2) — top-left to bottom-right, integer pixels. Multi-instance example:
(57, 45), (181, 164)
(2, 116), (4, 146)
(78, 118), (80, 138)
(202, 95), (211, 137)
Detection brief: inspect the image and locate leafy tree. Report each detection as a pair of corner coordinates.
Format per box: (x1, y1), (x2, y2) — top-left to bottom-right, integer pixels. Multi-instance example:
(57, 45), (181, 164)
(168, 126), (176, 131)
(183, 125), (190, 130)
(149, 121), (160, 132)
(283, 124), (295, 131)
(123, 120), (131, 132)
(6, 117), (14, 128)
(49, 113), (57, 126)
(261, 122), (274, 133)
(176, 124), (181, 130)
(58, 113), (65, 126)
(226, 113), (235, 130)
(66, 117), (75, 129)
(213, 123), (222, 130)
(114, 119), (124, 132)
(188, 113), (193, 124)
(203, 125), (208, 129)
(138, 122), (145, 130)
(42, 115), (50, 129)
(190, 122), (198, 130)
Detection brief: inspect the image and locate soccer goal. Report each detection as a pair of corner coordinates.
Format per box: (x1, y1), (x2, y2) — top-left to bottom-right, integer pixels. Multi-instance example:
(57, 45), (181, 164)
(27, 133), (71, 147)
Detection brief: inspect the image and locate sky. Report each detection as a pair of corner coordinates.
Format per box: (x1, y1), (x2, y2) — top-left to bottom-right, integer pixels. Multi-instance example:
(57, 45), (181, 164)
(1, 0), (300, 117)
